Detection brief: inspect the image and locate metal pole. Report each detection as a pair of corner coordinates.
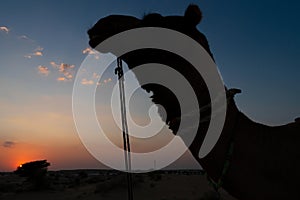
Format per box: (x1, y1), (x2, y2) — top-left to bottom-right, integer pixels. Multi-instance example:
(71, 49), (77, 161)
(115, 58), (133, 200)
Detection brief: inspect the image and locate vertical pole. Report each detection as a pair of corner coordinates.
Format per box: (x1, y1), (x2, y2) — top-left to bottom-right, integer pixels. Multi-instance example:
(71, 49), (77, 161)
(115, 58), (133, 200)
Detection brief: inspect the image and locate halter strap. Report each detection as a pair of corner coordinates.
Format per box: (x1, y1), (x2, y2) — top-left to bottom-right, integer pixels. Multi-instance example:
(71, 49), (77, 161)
(205, 89), (241, 198)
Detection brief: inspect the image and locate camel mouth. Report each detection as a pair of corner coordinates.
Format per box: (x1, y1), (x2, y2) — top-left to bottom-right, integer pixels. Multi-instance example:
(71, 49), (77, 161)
(87, 23), (117, 48)
(88, 35), (104, 49)
(88, 32), (113, 49)
(141, 84), (181, 135)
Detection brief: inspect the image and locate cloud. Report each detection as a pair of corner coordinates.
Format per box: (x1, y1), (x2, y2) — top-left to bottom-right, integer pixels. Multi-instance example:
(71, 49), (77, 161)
(18, 35), (35, 42)
(80, 71), (112, 86)
(24, 46), (43, 59)
(104, 78), (112, 83)
(98, 78), (112, 86)
(3, 141), (15, 148)
(34, 51), (43, 56)
(19, 35), (29, 40)
(82, 47), (97, 55)
(50, 61), (58, 68)
(84, 78), (112, 86)
(93, 72), (100, 79)
(58, 63), (75, 73)
(24, 55), (32, 59)
(0, 26), (9, 34)
(82, 47), (99, 59)
(57, 77), (67, 82)
(38, 65), (50, 76)
(35, 47), (43, 51)
(81, 78), (94, 85)
(51, 62), (75, 81)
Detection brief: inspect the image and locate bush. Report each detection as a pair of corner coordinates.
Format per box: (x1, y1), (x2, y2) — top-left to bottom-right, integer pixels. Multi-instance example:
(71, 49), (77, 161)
(15, 160), (50, 190)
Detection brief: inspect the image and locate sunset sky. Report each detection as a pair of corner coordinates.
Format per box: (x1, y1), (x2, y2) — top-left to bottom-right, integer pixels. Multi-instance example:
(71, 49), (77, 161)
(1, 0), (299, 171)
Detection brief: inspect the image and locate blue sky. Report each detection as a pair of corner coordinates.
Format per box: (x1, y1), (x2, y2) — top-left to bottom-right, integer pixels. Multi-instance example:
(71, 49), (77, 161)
(0, 0), (299, 171)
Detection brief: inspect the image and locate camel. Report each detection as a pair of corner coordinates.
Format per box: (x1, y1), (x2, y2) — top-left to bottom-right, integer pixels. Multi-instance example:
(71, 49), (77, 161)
(88, 5), (300, 200)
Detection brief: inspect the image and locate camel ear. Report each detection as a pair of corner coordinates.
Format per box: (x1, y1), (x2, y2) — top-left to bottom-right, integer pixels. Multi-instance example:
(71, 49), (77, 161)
(184, 4), (202, 26)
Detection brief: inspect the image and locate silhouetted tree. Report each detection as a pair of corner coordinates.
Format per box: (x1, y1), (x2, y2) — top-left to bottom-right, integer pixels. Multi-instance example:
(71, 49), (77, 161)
(15, 160), (50, 190)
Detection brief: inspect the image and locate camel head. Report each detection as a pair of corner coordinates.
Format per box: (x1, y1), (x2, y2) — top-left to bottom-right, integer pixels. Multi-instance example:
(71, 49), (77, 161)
(88, 5), (213, 56)
(88, 5), (216, 135)
(88, 15), (141, 49)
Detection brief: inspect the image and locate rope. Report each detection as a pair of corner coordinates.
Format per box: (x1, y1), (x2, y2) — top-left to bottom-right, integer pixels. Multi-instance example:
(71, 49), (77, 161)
(205, 140), (234, 199)
(205, 100), (240, 199)
(115, 58), (134, 200)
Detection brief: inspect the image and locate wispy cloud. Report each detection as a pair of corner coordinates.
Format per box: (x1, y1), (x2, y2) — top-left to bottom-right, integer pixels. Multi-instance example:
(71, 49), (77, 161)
(93, 72), (100, 79)
(37, 65), (50, 76)
(18, 35), (35, 42)
(101, 78), (112, 86)
(82, 47), (99, 59)
(50, 61), (57, 68)
(24, 55), (32, 59)
(51, 62), (75, 81)
(3, 141), (15, 148)
(103, 78), (112, 84)
(57, 77), (67, 82)
(25, 46), (43, 59)
(34, 51), (43, 56)
(35, 47), (43, 52)
(19, 35), (29, 40)
(79, 70), (113, 86)
(82, 47), (97, 55)
(81, 77), (112, 86)
(0, 26), (9, 34)
(81, 78), (94, 85)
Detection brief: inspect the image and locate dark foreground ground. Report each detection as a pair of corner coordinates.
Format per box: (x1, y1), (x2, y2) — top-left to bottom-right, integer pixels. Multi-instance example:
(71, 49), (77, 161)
(0, 170), (237, 200)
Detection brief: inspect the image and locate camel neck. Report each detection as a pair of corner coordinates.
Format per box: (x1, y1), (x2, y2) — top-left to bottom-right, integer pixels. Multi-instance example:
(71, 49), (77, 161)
(193, 98), (241, 182)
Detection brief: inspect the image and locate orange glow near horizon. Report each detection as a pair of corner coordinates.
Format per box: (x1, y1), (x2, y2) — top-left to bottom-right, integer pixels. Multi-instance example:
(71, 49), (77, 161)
(14, 157), (37, 170)
(0, 140), (50, 171)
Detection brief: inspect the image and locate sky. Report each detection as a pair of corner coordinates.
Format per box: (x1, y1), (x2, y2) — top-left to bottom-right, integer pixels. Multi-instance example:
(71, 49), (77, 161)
(0, 0), (299, 171)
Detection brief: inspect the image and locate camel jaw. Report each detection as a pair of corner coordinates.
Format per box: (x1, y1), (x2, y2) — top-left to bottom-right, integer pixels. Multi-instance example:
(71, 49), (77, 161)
(88, 35), (105, 49)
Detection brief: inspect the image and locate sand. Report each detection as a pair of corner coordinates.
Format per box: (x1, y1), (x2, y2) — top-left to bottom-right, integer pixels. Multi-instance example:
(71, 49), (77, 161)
(0, 170), (237, 200)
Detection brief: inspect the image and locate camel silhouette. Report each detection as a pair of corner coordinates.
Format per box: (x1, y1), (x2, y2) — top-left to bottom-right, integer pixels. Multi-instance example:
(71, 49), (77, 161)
(88, 5), (300, 200)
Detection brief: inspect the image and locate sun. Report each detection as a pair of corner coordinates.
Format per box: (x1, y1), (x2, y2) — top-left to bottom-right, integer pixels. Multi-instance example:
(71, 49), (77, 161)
(16, 160), (27, 169)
